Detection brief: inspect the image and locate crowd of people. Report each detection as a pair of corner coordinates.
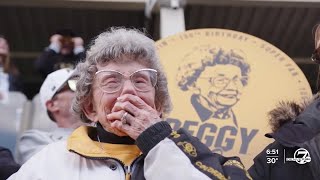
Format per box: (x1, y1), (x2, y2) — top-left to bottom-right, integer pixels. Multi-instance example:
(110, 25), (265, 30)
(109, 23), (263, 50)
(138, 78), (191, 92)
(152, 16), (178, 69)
(0, 29), (85, 179)
(0, 29), (85, 101)
(0, 26), (320, 180)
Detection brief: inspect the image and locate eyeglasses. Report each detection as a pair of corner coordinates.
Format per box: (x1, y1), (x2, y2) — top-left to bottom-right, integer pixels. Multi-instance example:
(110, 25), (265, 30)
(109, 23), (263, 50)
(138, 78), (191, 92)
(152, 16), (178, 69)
(56, 79), (77, 94)
(95, 68), (157, 93)
(199, 76), (247, 88)
(311, 47), (320, 64)
(67, 79), (77, 91)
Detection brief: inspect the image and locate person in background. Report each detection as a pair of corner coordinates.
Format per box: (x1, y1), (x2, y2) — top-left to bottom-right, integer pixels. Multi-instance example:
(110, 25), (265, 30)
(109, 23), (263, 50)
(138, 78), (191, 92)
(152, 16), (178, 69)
(248, 97), (320, 180)
(16, 68), (83, 164)
(0, 35), (22, 102)
(0, 146), (20, 180)
(248, 24), (320, 180)
(9, 28), (252, 180)
(34, 29), (85, 78)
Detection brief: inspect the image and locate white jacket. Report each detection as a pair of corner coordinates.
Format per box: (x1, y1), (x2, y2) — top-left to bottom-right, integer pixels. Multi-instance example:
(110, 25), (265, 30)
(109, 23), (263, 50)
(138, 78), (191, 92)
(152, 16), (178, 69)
(9, 122), (251, 180)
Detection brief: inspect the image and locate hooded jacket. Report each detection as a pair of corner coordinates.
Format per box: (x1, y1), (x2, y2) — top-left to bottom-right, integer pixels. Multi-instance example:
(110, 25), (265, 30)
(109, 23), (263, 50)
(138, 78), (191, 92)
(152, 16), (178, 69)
(9, 121), (251, 180)
(249, 95), (320, 180)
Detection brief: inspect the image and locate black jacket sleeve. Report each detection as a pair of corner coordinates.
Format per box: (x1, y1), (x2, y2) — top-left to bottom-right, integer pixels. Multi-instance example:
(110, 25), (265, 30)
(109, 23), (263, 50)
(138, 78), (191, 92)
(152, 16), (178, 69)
(0, 147), (20, 179)
(34, 49), (59, 78)
(137, 121), (252, 180)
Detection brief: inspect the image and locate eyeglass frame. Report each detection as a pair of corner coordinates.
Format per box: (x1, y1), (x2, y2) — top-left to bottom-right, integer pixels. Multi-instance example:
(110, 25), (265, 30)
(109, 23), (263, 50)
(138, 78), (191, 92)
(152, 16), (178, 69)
(94, 68), (158, 93)
(198, 75), (248, 88)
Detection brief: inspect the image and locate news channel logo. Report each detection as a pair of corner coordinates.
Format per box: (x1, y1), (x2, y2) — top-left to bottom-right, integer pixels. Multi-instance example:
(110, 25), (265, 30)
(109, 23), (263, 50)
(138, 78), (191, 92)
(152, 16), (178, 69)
(266, 148), (311, 165)
(286, 148), (311, 165)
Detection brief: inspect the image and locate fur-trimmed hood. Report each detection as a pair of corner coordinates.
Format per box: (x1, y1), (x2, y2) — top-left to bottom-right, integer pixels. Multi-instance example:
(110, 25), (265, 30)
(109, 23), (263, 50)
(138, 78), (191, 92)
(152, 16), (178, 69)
(268, 94), (320, 133)
(265, 94), (320, 179)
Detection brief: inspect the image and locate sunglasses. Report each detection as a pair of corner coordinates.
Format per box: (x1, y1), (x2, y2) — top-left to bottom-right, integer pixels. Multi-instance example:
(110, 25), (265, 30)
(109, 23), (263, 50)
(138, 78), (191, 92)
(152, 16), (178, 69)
(55, 79), (77, 95)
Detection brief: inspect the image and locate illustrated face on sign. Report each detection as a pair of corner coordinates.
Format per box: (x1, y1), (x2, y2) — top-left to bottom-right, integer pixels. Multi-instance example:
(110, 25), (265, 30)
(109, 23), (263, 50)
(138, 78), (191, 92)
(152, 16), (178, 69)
(195, 64), (244, 109)
(176, 47), (250, 124)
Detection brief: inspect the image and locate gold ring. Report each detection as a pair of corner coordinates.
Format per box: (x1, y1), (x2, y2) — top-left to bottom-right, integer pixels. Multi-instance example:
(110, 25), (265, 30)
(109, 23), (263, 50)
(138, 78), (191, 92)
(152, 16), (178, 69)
(121, 112), (128, 124)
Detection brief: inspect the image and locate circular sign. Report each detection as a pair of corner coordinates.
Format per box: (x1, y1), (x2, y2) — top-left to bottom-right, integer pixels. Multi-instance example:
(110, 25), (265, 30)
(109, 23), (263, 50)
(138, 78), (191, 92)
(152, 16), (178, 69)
(156, 28), (312, 168)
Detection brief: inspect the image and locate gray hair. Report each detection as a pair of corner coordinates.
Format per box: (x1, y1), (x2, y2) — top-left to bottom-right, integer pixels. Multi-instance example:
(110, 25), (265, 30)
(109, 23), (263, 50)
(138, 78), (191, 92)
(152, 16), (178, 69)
(72, 27), (172, 123)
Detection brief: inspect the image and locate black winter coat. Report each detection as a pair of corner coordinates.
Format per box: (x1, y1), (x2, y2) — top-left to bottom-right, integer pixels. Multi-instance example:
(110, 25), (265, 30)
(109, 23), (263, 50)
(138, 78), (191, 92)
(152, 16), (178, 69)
(249, 97), (320, 180)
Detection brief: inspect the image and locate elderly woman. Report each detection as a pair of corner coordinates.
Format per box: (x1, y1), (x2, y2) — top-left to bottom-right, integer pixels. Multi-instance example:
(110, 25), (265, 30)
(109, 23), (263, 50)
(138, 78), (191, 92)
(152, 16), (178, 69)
(9, 28), (251, 180)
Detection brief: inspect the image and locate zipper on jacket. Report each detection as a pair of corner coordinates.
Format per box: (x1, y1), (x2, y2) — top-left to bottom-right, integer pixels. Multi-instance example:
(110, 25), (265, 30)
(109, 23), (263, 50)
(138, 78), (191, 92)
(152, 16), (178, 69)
(124, 154), (144, 180)
(124, 165), (131, 180)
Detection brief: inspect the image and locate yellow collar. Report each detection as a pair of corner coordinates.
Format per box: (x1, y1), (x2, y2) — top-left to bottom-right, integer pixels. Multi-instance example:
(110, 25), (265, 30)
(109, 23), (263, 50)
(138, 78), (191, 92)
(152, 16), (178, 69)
(67, 126), (141, 165)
